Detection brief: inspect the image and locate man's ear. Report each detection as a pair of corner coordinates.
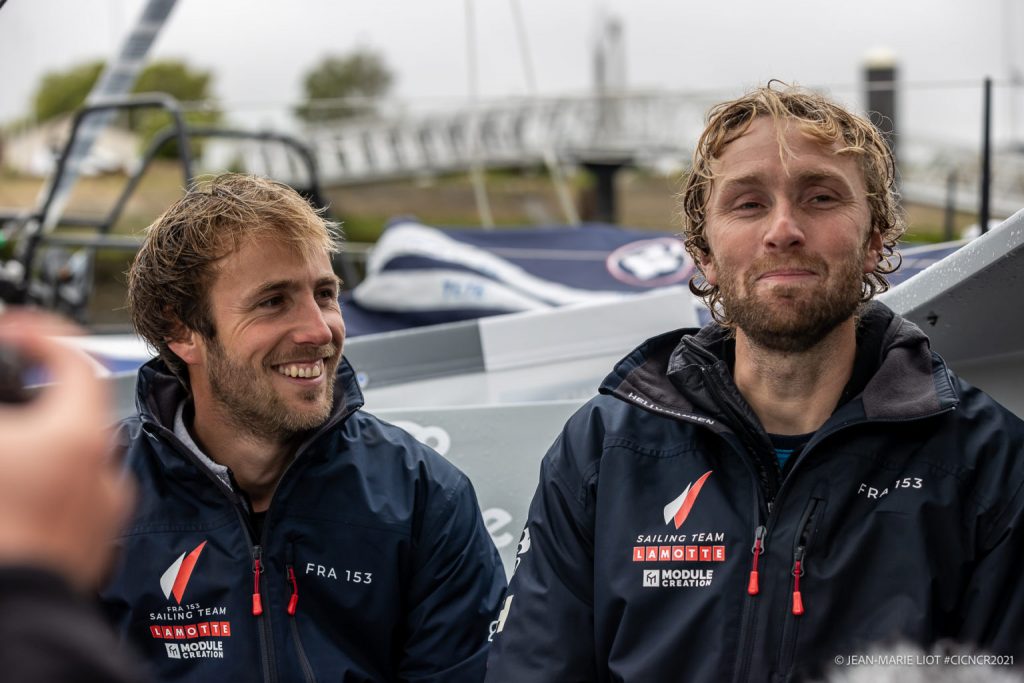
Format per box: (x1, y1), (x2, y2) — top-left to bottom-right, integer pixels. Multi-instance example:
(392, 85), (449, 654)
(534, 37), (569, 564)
(166, 322), (203, 367)
(699, 250), (718, 286)
(863, 228), (883, 274)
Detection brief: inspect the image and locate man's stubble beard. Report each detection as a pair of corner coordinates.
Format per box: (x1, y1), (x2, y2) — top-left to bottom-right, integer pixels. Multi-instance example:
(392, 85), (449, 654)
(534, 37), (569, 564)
(205, 338), (338, 442)
(714, 248), (867, 354)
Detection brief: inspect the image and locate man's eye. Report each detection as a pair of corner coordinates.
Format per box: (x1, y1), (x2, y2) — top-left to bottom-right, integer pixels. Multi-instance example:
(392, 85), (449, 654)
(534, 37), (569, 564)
(258, 296), (283, 308)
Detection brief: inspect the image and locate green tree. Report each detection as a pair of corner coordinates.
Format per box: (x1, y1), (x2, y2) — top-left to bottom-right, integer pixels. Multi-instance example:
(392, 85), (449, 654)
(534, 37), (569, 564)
(295, 50), (394, 124)
(32, 60), (105, 123)
(130, 59), (222, 158)
(30, 58), (221, 158)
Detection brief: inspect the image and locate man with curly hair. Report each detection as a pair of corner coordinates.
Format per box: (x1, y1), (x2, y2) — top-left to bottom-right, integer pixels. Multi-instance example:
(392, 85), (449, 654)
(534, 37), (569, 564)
(485, 84), (1024, 682)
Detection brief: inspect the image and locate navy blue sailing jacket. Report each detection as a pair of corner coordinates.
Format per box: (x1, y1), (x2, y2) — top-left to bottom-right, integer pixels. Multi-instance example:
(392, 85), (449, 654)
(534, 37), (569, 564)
(485, 303), (1024, 682)
(101, 357), (506, 682)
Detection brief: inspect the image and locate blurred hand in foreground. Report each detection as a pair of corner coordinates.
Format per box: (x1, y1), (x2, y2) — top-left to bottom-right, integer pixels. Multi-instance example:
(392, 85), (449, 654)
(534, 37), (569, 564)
(0, 310), (134, 590)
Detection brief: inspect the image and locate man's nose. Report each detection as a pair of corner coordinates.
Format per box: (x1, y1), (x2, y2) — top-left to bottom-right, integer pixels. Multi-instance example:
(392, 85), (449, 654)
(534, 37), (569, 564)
(763, 201), (805, 250)
(291, 296), (334, 346)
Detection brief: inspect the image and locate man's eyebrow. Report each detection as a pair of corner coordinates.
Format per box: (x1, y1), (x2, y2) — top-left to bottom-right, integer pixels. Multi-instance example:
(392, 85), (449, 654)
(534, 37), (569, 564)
(243, 275), (339, 303)
(712, 173), (765, 197)
(316, 275), (342, 290)
(718, 173), (761, 187)
(793, 169), (854, 187)
(247, 279), (290, 298)
(714, 169), (855, 195)
(238, 280), (288, 306)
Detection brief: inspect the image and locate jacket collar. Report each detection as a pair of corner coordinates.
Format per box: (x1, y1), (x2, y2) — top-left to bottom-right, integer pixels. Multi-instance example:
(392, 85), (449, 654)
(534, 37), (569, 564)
(600, 301), (959, 428)
(135, 355), (365, 436)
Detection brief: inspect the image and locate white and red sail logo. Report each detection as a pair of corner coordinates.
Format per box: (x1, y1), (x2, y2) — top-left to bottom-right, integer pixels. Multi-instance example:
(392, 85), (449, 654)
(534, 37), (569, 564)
(160, 541), (207, 604)
(663, 471), (712, 529)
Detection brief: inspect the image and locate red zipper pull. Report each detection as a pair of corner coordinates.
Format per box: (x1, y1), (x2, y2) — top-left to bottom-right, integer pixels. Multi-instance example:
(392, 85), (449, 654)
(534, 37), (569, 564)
(286, 565), (299, 616)
(791, 547), (805, 616)
(747, 526), (766, 595)
(252, 547), (264, 616)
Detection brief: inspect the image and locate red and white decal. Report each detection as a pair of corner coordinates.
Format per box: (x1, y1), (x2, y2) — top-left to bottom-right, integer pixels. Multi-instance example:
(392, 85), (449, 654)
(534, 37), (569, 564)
(160, 541), (207, 604)
(663, 471), (712, 529)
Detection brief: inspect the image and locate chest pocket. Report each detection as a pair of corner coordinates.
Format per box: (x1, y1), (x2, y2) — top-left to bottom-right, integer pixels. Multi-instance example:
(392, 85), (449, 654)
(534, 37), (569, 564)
(282, 516), (409, 616)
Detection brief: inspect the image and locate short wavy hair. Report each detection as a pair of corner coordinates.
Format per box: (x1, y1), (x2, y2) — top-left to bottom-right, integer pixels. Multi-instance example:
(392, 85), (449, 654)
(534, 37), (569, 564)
(127, 173), (342, 384)
(679, 82), (905, 325)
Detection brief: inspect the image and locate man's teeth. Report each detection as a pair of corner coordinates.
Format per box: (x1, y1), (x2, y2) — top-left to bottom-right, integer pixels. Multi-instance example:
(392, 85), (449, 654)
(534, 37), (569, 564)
(275, 361), (323, 378)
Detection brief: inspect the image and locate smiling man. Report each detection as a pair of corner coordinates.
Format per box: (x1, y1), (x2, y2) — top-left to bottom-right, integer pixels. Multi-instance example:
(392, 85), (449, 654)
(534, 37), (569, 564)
(485, 85), (1024, 682)
(101, 174), (505, 682)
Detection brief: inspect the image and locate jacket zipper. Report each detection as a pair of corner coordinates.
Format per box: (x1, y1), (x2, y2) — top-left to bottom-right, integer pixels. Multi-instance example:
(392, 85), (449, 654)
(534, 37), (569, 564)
(733, 524), (769, 683)
(746, 525), (767, 595)
(286, 544), (317, 683)
(698, 371), (779, 683)
(287, 566), (299, 616)
(790, 548), (805, 617)
(249, 544), (277, 683)
(775, 497), (822, 679)
(252, 546), (265, 616)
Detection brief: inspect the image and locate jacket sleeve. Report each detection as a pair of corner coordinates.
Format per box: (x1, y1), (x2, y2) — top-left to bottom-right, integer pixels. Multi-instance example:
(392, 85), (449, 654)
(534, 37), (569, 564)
(0, 567), (149, 683)
(485, 418), (600, 682)
(957, 472), (1024, 657)
(399, 473), (507, 683)
(954, 386), (1024, 658)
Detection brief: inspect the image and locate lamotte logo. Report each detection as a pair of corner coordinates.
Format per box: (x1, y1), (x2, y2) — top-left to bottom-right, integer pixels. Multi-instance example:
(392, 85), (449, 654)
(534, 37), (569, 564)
(160, 541), (207, 604)
(606, 238), (694, 287)
(663, 471), (712, 529)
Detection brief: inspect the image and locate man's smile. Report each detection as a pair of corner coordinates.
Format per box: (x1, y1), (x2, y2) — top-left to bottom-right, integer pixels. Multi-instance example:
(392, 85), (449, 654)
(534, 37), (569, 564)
(272, 359), (325, 379)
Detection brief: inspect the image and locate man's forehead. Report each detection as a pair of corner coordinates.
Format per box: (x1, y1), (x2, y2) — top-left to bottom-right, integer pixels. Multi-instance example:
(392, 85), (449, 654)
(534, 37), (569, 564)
(721, 116), (840, 156)
(709, 117), (860, 186)
(225, 233), (329, 261)
(212, 236), (334, 286)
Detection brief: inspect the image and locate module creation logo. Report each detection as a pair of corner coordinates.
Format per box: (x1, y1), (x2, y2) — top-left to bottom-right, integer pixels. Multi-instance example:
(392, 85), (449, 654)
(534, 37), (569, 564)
(631, 471), (726, 589)
(147, 540), (233, 660)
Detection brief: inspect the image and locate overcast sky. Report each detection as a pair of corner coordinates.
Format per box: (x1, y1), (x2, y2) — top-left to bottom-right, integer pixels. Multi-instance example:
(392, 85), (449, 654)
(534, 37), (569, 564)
(1, 0), (1021, 147)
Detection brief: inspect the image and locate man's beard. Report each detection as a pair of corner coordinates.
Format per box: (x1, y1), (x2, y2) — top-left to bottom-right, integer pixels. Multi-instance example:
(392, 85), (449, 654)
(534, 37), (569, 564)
(205, 338), (338, 442)
(715, 248), (866, 353)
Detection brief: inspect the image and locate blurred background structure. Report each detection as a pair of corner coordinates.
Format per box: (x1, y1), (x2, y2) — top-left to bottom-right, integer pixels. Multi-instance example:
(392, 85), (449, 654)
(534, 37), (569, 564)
(1, 0), (1022, 325)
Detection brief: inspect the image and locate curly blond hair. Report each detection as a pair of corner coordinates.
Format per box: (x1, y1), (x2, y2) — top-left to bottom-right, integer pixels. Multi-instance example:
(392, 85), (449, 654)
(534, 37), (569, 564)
(679, 82), (905, 325)
(127, 173), (342, 383)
